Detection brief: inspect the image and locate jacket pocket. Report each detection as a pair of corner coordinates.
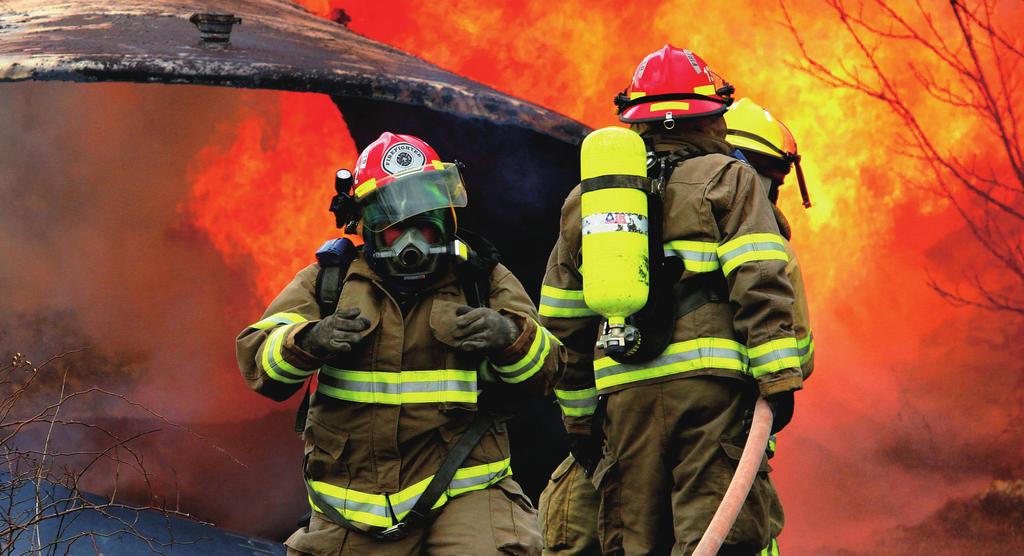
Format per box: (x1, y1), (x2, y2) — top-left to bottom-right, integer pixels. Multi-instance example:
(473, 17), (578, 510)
(303, 415), (350, 480)
(720, 439), (772, 474)
(428, 298), (464, 348)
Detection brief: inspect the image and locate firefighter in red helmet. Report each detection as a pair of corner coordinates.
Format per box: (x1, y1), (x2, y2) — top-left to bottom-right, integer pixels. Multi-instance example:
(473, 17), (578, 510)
(237, 132), (564, 555)
(539, 46), (801, 555)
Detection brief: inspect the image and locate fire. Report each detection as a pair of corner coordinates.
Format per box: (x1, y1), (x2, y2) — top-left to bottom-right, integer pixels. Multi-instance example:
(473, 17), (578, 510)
(180, 0), (1024, 552)
(185, 91), (355, 301)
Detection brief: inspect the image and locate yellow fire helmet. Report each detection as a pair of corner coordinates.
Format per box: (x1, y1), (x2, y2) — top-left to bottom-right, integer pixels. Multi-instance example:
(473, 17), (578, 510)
(725, 98), (810, 207)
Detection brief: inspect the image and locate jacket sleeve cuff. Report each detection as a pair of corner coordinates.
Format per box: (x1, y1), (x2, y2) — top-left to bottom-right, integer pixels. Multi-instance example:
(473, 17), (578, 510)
(488, 313), (555, 385)
(259, 322), (322, 385)
(758, 368), (803, 397)
(492, 310), (533, 365)
(563, 415), (594, 436)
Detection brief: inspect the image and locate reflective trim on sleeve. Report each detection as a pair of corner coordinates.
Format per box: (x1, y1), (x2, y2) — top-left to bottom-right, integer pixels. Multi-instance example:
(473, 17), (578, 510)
(758, 537), (781, 556)
(490, 321), (554, 384)
(309, 458), (511, 529)
(317, 367), (478, 404)
(250, 312), (308, 330)
(260, 324), (316, 384)
(797, 333), (815, 365)
(593, 337), (748, 391)
(717, 233), (789, 276)
(767, 434), (777, 457)
(663, 240), (721, 273)
(554, 387), (598, 417)
(748, 337), (801, 378)
(538, 285), (599, 318)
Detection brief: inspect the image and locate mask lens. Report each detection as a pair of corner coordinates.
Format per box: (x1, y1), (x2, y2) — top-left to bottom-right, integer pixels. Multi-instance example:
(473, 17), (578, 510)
(382, 227), (403, 246)
(418, 225), (437, 243)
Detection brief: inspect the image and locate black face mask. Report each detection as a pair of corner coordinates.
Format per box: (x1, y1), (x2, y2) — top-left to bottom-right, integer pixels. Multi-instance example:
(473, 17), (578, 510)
(363, 210), (452, 286)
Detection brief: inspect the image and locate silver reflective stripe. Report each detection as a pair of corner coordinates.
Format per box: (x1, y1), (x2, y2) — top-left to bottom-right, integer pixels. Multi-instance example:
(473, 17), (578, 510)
(448, 466), (509, 490)
(493, 330), (549, 381)
(318, 375), (474, 395)
(558, 397), (595, 410)
(315, 490), (389, 520)
(749, 347), (801, 369)
(595, 346), (747, 381)
(718, 241), (785, 265)
(538, 296), (590, 310)
(663, 247), (719, 263)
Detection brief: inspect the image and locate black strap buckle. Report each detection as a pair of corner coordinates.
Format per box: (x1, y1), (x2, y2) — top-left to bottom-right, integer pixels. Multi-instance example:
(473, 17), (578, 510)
(375, 521), (411, 542)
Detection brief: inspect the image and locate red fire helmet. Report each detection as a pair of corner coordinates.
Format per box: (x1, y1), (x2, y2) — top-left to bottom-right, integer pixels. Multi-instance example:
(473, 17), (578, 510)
(352, 131), (441, 191)
(615, 45), (734, 125)
(350, 132), (468, 232)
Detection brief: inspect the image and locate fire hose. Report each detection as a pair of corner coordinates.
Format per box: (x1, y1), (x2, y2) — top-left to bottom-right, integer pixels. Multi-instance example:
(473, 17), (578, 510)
(693, 396), (774, 556)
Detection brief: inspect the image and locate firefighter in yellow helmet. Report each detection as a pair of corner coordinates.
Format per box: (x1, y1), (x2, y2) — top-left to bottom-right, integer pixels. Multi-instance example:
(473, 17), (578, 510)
(237, 132), (565, 555)
(538, 45), (802, 555)
(537, 97), (814, 556)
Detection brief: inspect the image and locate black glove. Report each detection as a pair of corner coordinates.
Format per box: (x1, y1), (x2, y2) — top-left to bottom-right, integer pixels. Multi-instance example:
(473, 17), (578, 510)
(767, 391), (795, 435)
(298, 307), (371, 358)
(452, 306), (519, 353)
(568, 432), (603, 478)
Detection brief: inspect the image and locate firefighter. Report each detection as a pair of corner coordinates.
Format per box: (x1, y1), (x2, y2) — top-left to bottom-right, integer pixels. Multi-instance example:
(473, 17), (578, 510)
(538, 46), (803, 555)
(537, 97), (816, 556)
(236, 132), (564, 556)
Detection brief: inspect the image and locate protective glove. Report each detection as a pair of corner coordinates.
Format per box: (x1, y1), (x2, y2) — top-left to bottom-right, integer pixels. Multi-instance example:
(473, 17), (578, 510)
(568, 432), (603, 478)
(298, 307), (371, 358)
(452, 306), (519, 353)
(766, 391), (795, 435)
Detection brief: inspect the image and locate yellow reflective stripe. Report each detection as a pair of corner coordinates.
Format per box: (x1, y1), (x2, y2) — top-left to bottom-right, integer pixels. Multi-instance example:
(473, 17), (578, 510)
(717, 233), (789, 276)
(594, 337), (747, 391)
(308, 458), (511, 528)
(354, 178), (377, 198)
(758, 537), (780, 556)
(650, 101), (690, 111)
(261, 324), (314, 384)
(250, 312), (308, 330)
(555, 387), (598, 417)
(317, 368), (478, 405)
(538, 285), (599, 318)
(694, 84), (717, 96)
(663, 240), (721, 272)
(492, 322), (552, 384)
(748, 337), (801, 377)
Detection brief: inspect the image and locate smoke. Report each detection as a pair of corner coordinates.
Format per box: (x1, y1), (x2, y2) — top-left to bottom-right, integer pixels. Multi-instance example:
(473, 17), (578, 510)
(0, 82), (314, 537)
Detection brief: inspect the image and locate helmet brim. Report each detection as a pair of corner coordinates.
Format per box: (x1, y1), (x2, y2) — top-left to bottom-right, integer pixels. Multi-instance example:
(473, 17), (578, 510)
(619, 100), (727, 123)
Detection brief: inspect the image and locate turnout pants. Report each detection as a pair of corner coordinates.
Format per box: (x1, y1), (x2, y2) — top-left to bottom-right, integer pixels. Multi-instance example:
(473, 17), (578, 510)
(594, 377), (783, 556)
(284, 478), (541, 556)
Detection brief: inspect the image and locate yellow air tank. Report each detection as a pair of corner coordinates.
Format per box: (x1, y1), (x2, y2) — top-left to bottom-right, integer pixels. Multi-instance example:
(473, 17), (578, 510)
(580, 127), (650, 354)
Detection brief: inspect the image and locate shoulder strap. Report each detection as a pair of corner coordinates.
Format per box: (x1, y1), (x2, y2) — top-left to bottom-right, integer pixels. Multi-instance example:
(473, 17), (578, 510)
(296, 238), (360, 433)
(314, 237), (360, 318)
(452, 228), (500, 309)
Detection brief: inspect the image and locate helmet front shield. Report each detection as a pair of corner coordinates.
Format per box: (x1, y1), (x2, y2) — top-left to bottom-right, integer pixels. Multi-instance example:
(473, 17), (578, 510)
(357, 163), (468, 232)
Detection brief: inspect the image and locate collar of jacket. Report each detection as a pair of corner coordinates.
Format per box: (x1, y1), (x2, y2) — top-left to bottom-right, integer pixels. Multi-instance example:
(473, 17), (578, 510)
(346, 253), (461, 293)
(645, 130), (735, 158)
